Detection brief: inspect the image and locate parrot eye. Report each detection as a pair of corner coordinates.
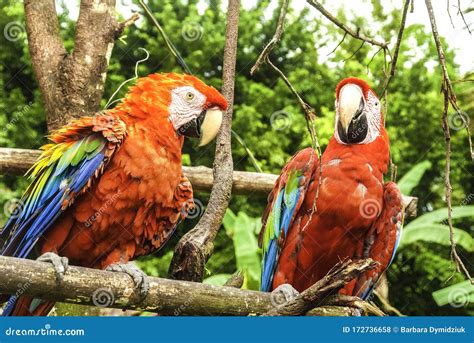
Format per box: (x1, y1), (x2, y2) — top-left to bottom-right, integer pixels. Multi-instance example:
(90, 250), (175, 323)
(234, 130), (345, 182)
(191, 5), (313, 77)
(185, 92), (195, 101)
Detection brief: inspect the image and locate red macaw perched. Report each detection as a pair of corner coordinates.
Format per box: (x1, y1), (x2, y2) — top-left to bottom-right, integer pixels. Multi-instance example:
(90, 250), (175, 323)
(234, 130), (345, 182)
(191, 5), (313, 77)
(259, 78), (403, 300)
(0, 73), (227, 316)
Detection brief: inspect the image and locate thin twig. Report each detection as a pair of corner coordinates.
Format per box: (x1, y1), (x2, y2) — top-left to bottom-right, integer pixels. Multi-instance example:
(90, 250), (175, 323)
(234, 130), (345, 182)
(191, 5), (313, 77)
(251, 0), (322, 214)
(343, 40), (365, 62)
(306, 0), (388, 49)
(457, 0), (472, 34)
(231, 130), (263, 173)
(250, 0), (290, 75)
(366, 47), (383, 74)
(447, 0), (455, 28)
(265, 58), (323, 215)
(425, 0), (473, 283)
(138, 0), (193, 74)
(327, 31), (347, 56)
(380, 0), (411, 97)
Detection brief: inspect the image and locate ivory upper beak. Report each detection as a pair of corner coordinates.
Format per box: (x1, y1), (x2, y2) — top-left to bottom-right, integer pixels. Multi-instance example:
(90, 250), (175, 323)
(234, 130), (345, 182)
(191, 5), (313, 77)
(338, 84), (364, 132)
(198, 108), (223, 146)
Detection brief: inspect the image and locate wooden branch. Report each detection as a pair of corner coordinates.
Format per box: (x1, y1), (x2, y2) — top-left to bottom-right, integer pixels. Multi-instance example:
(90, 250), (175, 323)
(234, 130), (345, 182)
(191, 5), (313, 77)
(263, 259), (379, 316)
(0, 255), (361, 316)
(168, 0), (241, 282)
(24, 0), (138, 131)
(425, 0), (473, 282)
(306, 0), (388, 49)
(0, 147), (276, 196)
(0, 146), (418, 218)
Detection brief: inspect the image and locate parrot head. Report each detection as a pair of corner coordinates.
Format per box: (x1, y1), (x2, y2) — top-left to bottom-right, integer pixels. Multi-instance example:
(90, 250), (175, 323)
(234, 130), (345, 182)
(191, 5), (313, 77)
(125, 73), (228, 147)
(334, 77), (382, 145)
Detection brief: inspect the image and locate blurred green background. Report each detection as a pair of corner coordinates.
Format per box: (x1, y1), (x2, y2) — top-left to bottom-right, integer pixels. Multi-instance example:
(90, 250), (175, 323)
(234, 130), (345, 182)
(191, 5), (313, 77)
(0, 0), (472, 315)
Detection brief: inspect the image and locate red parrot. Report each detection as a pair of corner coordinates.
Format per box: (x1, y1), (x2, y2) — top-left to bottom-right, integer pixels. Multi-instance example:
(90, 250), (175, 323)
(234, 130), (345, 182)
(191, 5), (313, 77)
(259, 78), (403, 300)
(0, 73), (227, 316)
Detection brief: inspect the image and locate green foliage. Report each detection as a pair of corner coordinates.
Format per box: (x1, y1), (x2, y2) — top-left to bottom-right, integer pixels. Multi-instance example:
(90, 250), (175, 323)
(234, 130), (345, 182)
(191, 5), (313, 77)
(399, 223), (474, 252)
(222, 209), (261, 290)
(397, 160), (432, 195)
(408, 206), (474, 227)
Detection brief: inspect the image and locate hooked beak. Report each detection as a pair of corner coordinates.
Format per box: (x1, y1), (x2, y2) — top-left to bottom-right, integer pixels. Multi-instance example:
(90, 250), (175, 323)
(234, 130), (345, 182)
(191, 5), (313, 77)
(337, 84), (367, 144)
(177, 107), (223, 146)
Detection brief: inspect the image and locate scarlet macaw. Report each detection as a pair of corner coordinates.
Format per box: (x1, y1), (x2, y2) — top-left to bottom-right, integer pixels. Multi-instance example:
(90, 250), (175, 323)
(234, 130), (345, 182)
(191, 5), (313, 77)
(259, 78), (402, 300)
(0, 73), (227, 316)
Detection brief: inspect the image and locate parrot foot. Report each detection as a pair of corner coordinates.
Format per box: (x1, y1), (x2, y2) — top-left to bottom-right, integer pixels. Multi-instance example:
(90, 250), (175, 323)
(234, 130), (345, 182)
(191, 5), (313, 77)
(106, 262), (149, 301)
(37, 252), (69, 285)
(270, 284), (300, 306)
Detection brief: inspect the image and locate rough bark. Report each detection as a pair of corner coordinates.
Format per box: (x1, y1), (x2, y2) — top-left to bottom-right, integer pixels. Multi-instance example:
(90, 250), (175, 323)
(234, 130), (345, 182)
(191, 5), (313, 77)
(0, 255), (362, 316)
(168, 0), (241, 282)
(24, 0), (67, 130)
(24, 0), (136, 131)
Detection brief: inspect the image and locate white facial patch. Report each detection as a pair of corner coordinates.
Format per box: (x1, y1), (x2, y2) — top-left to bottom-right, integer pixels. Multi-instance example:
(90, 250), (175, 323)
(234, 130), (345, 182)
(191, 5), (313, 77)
(168, 86), (206, 131)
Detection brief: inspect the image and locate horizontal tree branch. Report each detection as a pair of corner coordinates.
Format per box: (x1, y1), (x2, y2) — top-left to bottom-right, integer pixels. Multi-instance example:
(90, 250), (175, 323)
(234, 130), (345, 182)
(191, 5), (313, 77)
(0, 147), (418, 216)
(0, 255), (363, 316)
(0, 147), (276, 196)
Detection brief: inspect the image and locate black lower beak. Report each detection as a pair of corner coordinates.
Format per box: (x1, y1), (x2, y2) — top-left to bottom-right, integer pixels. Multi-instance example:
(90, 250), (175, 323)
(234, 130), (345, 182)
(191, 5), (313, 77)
(177, 111), (206, 138)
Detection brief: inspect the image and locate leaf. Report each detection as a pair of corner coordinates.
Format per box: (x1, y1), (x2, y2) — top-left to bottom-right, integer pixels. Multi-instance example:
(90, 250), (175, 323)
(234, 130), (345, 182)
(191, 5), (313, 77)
(203, 274), (232, 286)
(222, 208), (237, 236)
(399, 223), (474, 252)
(222, 211), (261, 290)
(432, 281), (474, 307)
(408, 206), (474, 227)
(397, 160), (432, 194)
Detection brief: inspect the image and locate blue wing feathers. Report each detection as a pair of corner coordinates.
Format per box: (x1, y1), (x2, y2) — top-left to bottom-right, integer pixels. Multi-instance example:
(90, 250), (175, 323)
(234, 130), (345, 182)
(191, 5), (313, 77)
(260, 176), (304, 291)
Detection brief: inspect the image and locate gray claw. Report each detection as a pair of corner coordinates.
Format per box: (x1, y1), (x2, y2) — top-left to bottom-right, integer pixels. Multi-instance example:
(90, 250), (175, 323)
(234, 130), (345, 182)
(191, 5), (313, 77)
(106, 262), (149, 301)
(37, 252), (69, 284)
